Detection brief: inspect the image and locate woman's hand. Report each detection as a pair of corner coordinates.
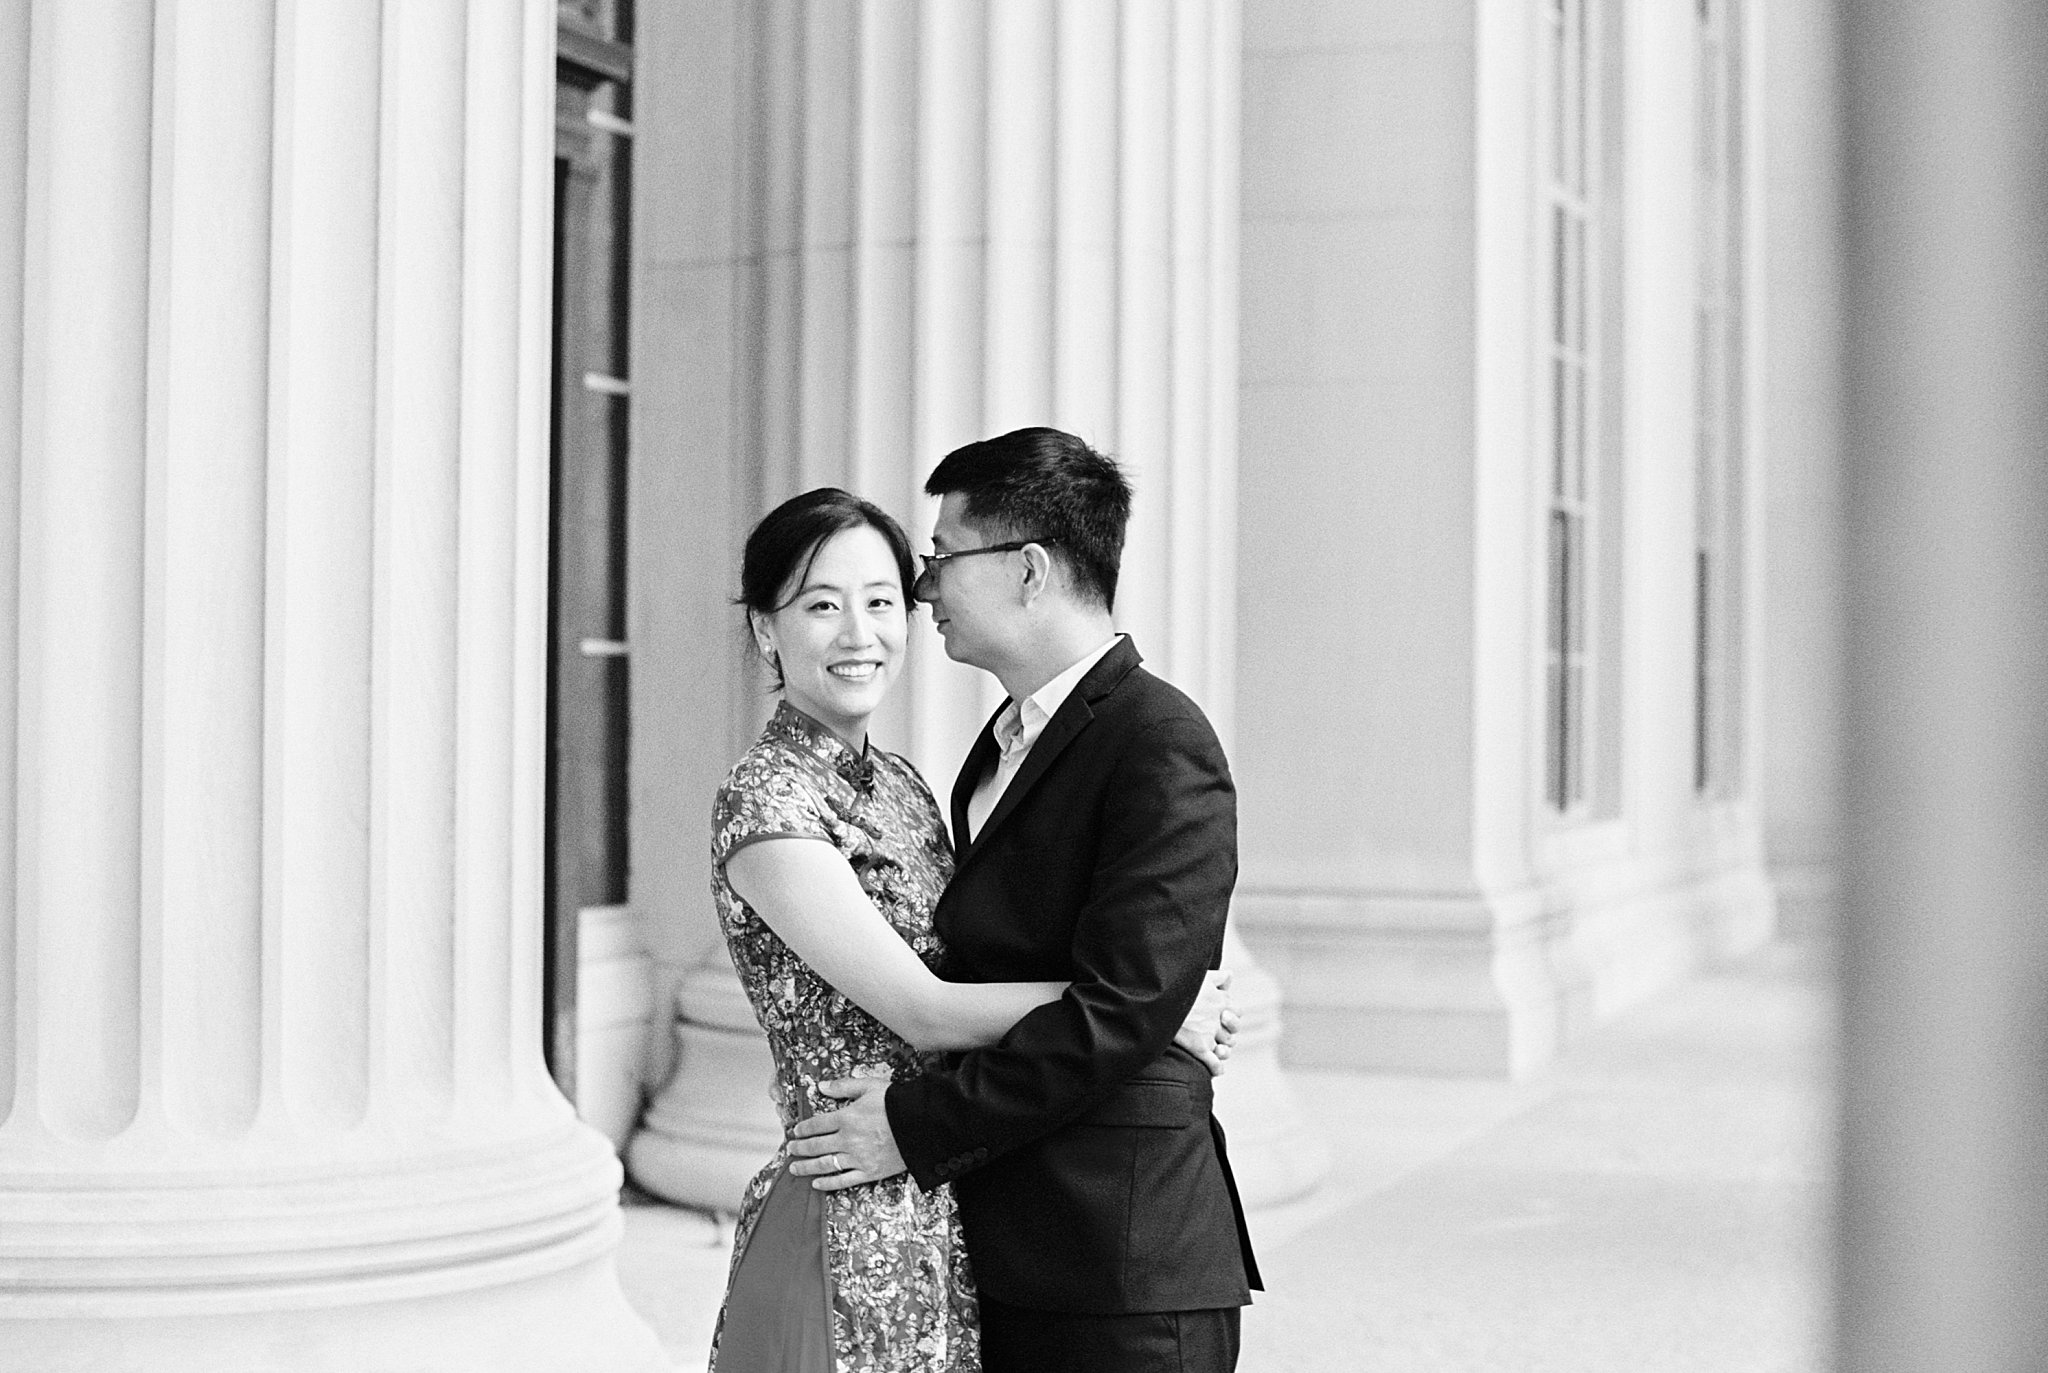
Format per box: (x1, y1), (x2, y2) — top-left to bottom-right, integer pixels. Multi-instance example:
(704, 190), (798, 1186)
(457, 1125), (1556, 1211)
(1174, 968), (1240, 1077)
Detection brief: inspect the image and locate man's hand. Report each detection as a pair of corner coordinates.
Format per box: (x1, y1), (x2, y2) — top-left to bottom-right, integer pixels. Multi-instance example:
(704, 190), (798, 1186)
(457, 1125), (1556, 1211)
(1174, 968), (1241, 1077)
(785, 1078), (908, 1191)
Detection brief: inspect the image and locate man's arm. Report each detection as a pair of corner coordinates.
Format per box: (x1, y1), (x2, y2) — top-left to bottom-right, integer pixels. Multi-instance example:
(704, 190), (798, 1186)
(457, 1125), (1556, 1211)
(878, 711), (1236, 1190)
(785, 963), (1239, 1191)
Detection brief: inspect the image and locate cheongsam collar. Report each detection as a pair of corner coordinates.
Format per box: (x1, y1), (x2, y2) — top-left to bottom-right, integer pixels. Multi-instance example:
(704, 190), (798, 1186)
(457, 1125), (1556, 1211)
(767, 701), (877, 792)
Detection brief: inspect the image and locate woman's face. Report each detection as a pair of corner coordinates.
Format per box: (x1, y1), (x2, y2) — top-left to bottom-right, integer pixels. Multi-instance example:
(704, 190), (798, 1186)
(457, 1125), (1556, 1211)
(756, 525), (908, 747)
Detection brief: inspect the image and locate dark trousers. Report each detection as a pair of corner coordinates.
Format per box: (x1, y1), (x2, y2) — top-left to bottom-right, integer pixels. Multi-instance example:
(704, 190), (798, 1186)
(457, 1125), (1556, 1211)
(979, 1294), (1241, 1373)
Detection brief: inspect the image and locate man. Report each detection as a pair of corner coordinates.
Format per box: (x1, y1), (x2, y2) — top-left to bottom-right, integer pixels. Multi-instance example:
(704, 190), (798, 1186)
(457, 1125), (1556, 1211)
(784, 427), (1261, 1371)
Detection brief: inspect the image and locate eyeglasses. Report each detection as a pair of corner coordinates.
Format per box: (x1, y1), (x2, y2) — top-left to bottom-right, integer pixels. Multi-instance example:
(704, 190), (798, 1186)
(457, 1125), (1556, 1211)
(914, 539), (1058, 590)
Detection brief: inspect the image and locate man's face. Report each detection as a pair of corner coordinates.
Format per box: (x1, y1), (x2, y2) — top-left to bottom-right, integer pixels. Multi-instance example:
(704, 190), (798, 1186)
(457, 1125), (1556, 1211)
(918, 493), (1022, 670)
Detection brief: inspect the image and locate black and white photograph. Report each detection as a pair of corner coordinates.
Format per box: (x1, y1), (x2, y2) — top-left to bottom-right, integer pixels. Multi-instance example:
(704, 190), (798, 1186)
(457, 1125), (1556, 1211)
(0, 1), (2040, 1369)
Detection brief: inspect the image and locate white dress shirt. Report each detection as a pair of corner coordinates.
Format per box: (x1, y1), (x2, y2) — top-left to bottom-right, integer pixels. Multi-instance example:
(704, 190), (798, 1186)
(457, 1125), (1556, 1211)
(964, 635), (1123, 844)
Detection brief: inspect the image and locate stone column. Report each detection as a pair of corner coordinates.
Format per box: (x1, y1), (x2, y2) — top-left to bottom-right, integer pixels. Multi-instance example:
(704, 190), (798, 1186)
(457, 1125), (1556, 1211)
(1837, 3), (2048, 1366)
(0, 4), (666, 1368)
(628, 0), (1325, 1212)
(1761, 0), (1844, 942)
(1235, 0), (1774, 1078)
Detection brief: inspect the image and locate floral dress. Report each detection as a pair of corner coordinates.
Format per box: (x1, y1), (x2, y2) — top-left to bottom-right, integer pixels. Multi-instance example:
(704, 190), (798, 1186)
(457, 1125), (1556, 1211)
(708, 702), (979, 1373)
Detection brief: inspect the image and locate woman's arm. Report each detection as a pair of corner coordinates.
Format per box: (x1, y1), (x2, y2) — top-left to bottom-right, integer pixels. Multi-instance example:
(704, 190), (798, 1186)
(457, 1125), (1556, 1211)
(727, 837), (1062, 1052)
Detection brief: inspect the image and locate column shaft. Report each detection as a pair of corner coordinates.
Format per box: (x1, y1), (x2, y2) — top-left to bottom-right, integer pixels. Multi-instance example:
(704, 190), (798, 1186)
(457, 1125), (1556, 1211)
(0, 3), (666, 1367)
(1760, 0), (1844, 941)
(1838, 2), (2048, 1365)
(0, 0), (26, 1121)
(267, 0), (381, 1132)
(150, 0), (275, 1140)
(453, 0), (532, 1109)
(1236, 0), (1775, 1077)
(18, 0), (153, 1145)
(371, 0), (466, 1118)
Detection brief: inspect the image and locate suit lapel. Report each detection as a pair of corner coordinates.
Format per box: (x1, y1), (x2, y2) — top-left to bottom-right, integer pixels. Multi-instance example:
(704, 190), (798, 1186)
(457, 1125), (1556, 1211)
(953, 638), (1145, 870)
(950, 704), (1006, 855)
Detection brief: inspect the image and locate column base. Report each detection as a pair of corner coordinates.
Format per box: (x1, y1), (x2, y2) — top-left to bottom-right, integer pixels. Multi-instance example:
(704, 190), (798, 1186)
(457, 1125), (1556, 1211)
(1238, 857), (1777, 1078)
(0, 1252), (671, 1373)
(630, 941), (1336, 1213)
(625, 961), (782, 1212)
(0, 1116), (669, 1372)
(0, 1116), (643, 1313)
(1767, 859), (1839, 942)
(1212, 927), (1332, 1207)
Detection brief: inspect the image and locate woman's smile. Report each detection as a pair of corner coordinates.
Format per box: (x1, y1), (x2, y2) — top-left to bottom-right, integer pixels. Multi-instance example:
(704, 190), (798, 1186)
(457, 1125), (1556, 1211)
(757, 524), (910, 748)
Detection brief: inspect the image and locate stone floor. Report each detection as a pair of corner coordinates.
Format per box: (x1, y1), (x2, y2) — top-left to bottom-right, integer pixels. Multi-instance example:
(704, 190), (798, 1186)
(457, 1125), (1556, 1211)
(616, 942), (1834, 1371)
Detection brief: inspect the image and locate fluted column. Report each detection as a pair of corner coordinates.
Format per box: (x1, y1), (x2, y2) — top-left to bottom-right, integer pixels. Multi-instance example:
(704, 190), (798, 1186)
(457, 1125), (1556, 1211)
(0, 4), (666, 1368)
(1234, 0), (1776, 1078)
(629, 0), (1324, 1213)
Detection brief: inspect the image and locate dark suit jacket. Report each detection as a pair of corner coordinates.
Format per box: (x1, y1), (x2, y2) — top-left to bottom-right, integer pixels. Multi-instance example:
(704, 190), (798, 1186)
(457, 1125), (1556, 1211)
(884, 637), (1261, 1314)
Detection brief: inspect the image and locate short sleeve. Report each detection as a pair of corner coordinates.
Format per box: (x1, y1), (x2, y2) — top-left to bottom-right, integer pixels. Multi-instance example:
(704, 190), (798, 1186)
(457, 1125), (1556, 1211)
(712, 751), (835, 871)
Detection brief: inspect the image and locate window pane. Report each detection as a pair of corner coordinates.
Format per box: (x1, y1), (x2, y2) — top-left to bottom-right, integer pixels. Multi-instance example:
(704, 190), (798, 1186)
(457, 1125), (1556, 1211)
(1694, 549), (1712, 791)
(1553, 204), (1569, 347)
(1548, 509), (1569, 654)
(1564, 660), (1586, 805)
(1546, 656), (1567, 808)
(1553, 357), (1571, 497)
(1566, 511), (1588, 653)
(1551, 13), (1569, 182)
(1571, 363), (1589, 500)
(1547, 508), (1571, 809)
(1568, 213), (1587, 350)
(1571, 0), (1589, 197)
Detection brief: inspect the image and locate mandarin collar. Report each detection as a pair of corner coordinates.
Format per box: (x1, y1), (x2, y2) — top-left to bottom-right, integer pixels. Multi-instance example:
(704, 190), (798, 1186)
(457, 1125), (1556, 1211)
(767, 701), (877, 792)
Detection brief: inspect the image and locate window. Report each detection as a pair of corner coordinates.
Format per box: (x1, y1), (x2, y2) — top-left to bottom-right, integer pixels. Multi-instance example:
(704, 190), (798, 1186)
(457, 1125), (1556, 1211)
(1693, 0), (1746, 797)
(1543, 0), (1601, 815)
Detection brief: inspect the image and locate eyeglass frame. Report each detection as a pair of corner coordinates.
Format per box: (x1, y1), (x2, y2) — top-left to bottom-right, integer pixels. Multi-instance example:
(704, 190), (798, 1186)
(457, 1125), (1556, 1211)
(913, 539), (1060, 593)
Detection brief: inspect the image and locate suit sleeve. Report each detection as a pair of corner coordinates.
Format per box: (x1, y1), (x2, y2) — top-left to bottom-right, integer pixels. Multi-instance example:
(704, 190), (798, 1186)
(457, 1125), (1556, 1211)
(884, 712), (1236, 1189)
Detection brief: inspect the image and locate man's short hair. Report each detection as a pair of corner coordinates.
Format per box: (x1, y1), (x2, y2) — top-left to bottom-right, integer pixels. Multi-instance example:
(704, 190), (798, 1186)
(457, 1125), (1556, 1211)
(924, 428), (1133, 610)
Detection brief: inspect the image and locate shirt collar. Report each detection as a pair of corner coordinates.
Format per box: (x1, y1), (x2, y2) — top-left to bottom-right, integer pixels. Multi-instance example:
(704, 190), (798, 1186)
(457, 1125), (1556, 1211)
(996, 634), (1122, 759)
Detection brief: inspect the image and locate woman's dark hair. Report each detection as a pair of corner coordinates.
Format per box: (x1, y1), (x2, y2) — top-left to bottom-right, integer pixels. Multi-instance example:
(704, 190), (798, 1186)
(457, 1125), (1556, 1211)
(923, 427), (1132, 610)
(737, 487), (919, 689)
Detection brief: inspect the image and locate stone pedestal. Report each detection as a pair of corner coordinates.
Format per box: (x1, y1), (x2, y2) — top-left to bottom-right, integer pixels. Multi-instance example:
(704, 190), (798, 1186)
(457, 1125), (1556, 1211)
(0, 3), (665, 1367)
(1211, 926), (1332, 1206)
(627, 960), (783, 1212)
(627, 0), (1325, 1212)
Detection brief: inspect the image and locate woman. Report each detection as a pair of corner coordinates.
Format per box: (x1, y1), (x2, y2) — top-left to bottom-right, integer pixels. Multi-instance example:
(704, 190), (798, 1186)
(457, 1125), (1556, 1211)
(706, 488), (1233, 1373)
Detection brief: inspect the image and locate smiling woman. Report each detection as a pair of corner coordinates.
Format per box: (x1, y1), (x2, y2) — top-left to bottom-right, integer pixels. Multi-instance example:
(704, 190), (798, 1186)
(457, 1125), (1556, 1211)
(748, 522), (908, 748)
(736, 488), (920, 713)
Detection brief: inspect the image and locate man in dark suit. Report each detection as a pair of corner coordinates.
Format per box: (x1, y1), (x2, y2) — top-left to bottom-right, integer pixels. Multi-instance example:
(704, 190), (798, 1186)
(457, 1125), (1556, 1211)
(784, 428), (1261, 1371)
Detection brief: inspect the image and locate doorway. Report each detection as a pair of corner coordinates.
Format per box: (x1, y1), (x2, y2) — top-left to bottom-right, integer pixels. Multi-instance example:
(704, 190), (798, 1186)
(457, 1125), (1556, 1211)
(546, 3), (635, 1103)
